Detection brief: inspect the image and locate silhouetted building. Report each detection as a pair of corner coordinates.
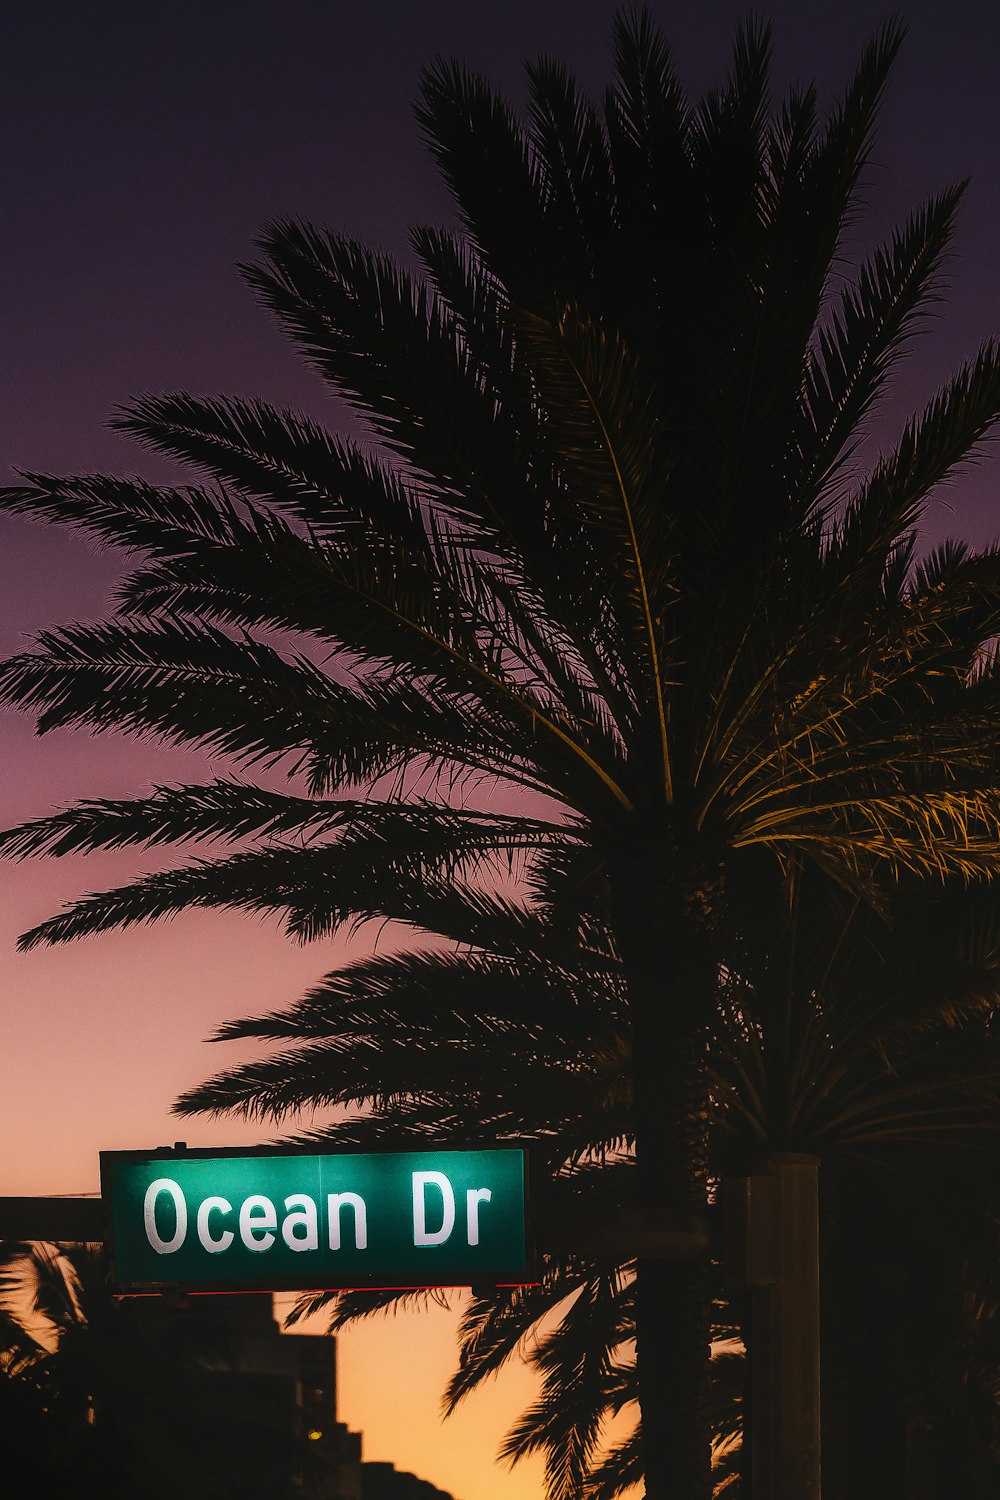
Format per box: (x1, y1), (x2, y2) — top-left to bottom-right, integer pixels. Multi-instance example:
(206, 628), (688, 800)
(131, 1293), (455, 1500)
(362, 1461), (456, 1500)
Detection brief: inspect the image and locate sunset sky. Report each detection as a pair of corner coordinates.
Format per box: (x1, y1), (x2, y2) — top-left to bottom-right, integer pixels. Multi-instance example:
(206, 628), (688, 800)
(3, 2), (1000, 1496)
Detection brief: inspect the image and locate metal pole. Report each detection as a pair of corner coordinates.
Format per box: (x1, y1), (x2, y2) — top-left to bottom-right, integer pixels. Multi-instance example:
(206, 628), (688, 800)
(0, 1197), (104, 1240)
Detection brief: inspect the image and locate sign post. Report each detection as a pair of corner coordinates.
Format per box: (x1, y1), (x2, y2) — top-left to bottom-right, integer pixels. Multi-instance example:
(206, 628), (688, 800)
(100, 1144), (534, 1293)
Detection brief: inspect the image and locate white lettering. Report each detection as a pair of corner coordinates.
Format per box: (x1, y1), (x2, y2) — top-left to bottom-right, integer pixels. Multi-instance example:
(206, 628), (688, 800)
(465, 1187), (492, 1246)
(412, 1171), (455, 1247)
(239, 1194), (277, 1251)
(143, 1178), (187, 1255)
(196, 1196), (234, 1253)
(327, 1192), (368, 1251)
(282, 1193), (319, 1252)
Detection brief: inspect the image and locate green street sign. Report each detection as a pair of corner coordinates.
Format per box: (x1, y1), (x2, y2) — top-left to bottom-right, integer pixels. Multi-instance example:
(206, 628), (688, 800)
(100, 1144), (534, 1293)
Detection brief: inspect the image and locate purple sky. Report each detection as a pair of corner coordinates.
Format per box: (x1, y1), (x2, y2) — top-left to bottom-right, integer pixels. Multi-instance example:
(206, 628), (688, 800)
(3, 4), (1000, 1496)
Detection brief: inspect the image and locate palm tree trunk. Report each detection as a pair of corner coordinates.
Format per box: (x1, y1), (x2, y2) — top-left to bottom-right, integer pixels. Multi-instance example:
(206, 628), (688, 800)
(612, 854), (718, 1500)
(632, 1011), (714, 1500)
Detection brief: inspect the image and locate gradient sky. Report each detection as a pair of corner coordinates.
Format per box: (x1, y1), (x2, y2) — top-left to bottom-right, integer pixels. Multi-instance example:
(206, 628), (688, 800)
(3, 3), (1000, 1496)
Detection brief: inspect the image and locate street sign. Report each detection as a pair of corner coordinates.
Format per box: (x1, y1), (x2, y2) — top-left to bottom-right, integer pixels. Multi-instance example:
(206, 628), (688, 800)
(100, 1144), (534, 1293)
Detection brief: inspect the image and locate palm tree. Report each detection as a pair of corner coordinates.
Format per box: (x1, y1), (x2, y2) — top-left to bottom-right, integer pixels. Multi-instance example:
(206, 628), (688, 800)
(0, 1240), (148, 1496)
(173, 839), (1000, 1497)
(173, 878), (737, 1499)
(821, 1147), (1000, 1500)
(711, 854), (1000, 1497)
(0, 1274), (62, 1499)
(5, 11), (1000, 1495)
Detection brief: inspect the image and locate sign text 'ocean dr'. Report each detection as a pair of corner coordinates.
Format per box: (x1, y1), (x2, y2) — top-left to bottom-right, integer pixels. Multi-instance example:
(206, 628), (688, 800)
(101, 1146), (532, 1292)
